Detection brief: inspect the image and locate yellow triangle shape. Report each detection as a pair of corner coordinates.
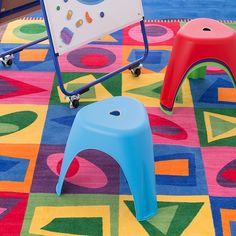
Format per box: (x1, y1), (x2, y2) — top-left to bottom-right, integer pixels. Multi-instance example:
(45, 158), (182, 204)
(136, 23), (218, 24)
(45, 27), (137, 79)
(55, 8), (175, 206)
(204, 111), (236, 143)
(57, 74), (113, 103)
(119, 196), (148, 236)
(96, 34), (118, 42)
(122, 73), (163, 107)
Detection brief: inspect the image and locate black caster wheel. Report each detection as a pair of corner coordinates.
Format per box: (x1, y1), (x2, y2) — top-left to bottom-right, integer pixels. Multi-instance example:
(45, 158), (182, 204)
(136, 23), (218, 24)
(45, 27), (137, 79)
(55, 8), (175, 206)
(6, 59), (13, 66)
(129, 63), (142, 77)
(0, 54), (14, 67)
(131, 67), (141, 77)
(69, 95), (80, 109)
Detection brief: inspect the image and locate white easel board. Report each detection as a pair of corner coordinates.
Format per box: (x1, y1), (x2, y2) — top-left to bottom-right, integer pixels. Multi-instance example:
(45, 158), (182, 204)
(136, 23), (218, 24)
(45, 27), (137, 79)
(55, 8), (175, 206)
(43, 0), (144, 55)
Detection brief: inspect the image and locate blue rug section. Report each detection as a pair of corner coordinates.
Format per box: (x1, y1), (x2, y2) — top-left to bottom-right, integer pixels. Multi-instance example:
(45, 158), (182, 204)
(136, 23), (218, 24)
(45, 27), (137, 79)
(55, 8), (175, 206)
(230, 222), (236, 235)
(27, 1), (236, 21)
(189, 75), (236, 109)
(120, 144), (208, 196)
(0, 44), (53, 72)
(128, 49), (170, 73)
(210, 197), (236, 236)
(0, 156), (29, 182)
(41, 105), (78, 145)
(142, 0), (236, 20)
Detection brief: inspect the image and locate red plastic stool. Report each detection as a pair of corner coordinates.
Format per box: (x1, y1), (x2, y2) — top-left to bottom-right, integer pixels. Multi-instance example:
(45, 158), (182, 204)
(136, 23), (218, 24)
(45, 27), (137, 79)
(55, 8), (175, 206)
(160, 18), (236, 114)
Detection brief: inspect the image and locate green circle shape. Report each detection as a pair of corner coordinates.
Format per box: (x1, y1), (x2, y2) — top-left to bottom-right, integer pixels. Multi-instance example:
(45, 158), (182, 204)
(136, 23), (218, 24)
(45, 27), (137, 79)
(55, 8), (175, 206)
(0, 123), (19, 135)
(20, 23), (46, 34)
(13, 23), (47, 41)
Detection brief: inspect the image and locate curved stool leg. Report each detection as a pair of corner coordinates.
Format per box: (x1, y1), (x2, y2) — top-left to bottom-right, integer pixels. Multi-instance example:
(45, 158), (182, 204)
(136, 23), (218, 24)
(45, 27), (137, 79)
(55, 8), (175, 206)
(56, 145), (84, 195)
(224, 59), (236, 88)
(56, 125), (88, 195)
(160, 48), (194, 113)
(105, 130), (157, 221)
(160, 67), (186, 113)
(56, 115), (89, 195)
(118, 148), (157, 221)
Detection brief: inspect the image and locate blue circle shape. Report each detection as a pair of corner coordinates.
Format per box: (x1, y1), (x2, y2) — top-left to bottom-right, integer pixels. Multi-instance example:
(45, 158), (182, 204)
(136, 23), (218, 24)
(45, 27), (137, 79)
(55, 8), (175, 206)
(77, 0), (104, 5)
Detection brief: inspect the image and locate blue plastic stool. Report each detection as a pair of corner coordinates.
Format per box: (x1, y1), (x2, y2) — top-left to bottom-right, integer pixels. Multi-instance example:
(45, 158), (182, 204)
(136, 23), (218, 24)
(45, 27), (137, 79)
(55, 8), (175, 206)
(56, 96), (157, 221)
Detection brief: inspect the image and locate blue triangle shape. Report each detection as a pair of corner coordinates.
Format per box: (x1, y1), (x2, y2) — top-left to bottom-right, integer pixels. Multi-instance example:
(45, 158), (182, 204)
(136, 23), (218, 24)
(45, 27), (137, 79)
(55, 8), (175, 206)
(128, 49), (170, 73)
(0, 156), (29, 182)
(51, 116), (75, 127)
(198, 78), (234, 104)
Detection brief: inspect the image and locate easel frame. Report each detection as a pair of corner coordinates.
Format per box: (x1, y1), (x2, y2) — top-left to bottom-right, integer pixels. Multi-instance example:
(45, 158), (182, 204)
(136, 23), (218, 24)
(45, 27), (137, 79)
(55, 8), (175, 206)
(40, 0), (149, 107)
(0, 0), (149, 107)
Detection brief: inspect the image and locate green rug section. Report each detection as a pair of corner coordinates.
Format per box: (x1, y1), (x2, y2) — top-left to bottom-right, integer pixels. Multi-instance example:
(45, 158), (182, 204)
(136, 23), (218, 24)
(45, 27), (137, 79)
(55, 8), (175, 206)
(210, 115), (236, 138)
(100, 74), (122, 97)
(13, 23), (47, 41)
(21, 194), (119, 236)
(127, 82), (163, 99)
(50, 72), (122, 105)
(41, 217), (103, 236)
(127, 81), (183, 103)
(225, 22), (236, 31)
(124, 201), (204, 236)
(0, 111), (37, 136)
(195, 108), (236, 146)
(19, 23), (46, 34)
(148, 205), (179, 235)
(67, 83), (96, 99)
(175, 89), (183, 104)
(0, 123), (19, 135)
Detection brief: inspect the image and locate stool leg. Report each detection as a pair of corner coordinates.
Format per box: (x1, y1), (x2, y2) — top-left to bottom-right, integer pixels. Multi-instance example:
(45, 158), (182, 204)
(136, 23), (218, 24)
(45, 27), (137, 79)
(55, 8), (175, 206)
(160, 64), (188, 113)
(160, 39), (196, 113)
(56, 145), (85, 195)
(111, 135), (157, 221)
(188, 66), (207, 79)
(223, 59), (236, 88)
(56, 122), (88, 195)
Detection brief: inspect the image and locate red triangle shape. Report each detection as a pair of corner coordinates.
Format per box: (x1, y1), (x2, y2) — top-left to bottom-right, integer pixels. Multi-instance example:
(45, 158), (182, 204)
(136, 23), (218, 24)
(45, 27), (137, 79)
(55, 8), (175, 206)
(0, 75), (46, 99)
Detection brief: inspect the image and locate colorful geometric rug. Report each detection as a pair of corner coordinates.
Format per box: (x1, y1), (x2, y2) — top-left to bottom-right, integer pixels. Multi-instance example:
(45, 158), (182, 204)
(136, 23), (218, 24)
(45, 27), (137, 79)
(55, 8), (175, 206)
(1, 15), (236, 236)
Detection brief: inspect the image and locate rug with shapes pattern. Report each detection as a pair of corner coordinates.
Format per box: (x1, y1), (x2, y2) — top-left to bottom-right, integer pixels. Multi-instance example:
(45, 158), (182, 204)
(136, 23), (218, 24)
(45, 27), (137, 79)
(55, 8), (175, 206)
(0, 14), (236, 236)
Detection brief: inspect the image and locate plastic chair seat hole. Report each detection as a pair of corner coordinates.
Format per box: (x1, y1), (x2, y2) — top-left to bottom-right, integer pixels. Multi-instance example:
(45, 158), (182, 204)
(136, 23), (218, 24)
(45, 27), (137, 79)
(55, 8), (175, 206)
(203, 27), (211, 31)
(110, 110), (121, 116)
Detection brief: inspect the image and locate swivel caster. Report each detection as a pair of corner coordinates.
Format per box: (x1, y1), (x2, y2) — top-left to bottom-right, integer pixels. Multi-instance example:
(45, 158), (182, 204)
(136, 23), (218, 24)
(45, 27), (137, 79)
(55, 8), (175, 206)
(0, 54), (14, 67)
(69, 94), (80, 109)
(130, 63), (142, 77)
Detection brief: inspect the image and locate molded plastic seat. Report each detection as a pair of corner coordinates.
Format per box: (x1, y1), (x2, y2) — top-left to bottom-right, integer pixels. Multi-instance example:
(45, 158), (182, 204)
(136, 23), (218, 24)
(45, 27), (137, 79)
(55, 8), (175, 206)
(56, 96), (157, 221)
(160, 18), (236, 113)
